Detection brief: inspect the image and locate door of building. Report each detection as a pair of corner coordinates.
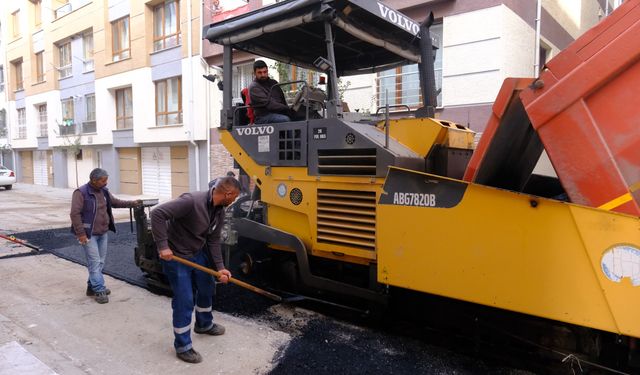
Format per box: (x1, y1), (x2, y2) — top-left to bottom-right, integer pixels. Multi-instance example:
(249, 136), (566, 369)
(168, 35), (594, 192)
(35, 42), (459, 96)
(119, 147), (142, 195)
(19, 151), (34, 184)
(33, 151), (48, 186)
(141, 147), (171, 198)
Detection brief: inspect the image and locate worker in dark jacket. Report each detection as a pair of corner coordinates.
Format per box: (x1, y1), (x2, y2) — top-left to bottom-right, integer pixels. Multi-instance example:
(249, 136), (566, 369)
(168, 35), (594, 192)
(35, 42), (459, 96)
(151, 176), (241, 364)
(249, 59), (291, 124)
(70, 168), (141, 304)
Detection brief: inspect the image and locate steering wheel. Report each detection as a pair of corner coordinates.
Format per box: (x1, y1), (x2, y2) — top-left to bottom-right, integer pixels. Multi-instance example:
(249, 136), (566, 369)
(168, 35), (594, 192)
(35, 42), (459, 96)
(291, 87), (306, 112)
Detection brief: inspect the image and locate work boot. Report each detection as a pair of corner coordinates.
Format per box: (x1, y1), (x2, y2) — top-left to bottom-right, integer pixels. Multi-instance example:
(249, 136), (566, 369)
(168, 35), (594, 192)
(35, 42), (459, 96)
(86, 286), (111, 296)
(194, 323), (225, 336)
(94, 291), (109, 304)
(176, 348), (202, 363)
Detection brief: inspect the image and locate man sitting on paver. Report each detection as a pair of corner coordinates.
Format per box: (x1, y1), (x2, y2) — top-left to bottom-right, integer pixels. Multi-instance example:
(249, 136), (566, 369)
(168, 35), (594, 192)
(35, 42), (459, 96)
(150, 176), (240, 363)
(70, 168), (141, 304)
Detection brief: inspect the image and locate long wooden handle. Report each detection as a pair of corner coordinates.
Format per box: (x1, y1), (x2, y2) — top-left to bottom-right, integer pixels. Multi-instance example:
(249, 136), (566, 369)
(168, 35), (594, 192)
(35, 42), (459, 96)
(0, 234), (40, 251)
(171, 255), (282, 302)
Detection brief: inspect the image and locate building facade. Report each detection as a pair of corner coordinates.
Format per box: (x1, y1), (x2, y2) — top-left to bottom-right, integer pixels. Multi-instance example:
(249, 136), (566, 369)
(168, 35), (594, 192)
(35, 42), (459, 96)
(3, 0), (211, 197)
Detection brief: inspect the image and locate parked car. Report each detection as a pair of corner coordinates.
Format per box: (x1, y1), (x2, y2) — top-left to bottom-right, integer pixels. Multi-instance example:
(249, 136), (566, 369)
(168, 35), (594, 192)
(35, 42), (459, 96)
(0, 165), (16, 190)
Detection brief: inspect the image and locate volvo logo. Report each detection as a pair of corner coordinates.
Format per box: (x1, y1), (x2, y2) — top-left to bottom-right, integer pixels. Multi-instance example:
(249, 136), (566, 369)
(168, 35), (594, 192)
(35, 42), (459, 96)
(235, 126), (275, 136)
(377, 3), (420, 35)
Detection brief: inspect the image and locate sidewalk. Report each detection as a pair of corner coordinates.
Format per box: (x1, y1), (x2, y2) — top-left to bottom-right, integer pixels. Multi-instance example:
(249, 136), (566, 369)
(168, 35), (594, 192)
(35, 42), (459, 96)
(0, 184), (290, 374)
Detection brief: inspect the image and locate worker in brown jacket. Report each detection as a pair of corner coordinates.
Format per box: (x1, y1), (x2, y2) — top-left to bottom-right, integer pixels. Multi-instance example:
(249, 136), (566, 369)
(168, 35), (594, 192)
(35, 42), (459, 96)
(70, 168), (141, 304)
(151, 176), (240, 364)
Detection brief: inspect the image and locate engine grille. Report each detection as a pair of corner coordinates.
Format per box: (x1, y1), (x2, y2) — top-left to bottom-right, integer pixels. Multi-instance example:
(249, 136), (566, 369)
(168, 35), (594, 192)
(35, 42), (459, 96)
(317, 148), (376, 175)
(316, 189), (376, 251)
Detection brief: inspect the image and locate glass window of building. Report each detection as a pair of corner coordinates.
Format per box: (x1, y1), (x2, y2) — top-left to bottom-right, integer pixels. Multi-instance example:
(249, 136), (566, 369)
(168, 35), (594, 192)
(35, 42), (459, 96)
(153, 0), (180, 51)
(116, 87), (133, 129)
(58, 42), (72, 78)
(155, 77), (182, 126)
(83, 32), (94, 71)
(112, 17), (130, 61)
(38, 104), (47, 137)
(36, 52), (45, 83)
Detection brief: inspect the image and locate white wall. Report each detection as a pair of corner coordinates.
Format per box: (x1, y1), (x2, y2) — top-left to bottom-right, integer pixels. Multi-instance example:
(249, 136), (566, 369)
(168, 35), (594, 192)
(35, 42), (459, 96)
(341, 73), (376, 113)
(182, 56), (209, 140)
(94, 58), (209, 145)
(442, 6), (504, 107)
(9, 101), (38, 149)
(66, 148), (95, 188)
(26, 90), (62, 146)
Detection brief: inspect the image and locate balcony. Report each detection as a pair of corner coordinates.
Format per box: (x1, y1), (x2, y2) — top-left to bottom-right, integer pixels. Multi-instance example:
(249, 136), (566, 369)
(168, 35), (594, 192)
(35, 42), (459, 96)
(55, 3), (72, 19)
(54, 0), (91, 20)
(59, 123), (76, 136)
(81, 121), (96, 134)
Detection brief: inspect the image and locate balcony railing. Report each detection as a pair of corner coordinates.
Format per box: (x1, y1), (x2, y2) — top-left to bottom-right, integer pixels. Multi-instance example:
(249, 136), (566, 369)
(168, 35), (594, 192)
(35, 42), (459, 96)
(59, 124), (76, 136)
(82, 121), (96, 134)
(55, 3), (72, 19)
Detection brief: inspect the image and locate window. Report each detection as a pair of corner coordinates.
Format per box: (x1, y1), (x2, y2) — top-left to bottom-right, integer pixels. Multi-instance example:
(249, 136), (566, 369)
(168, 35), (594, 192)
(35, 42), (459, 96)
(116, 87), (133, 129)
(112, 17), (130, 61)
(376, 23), (443, 109)
(13, 61), (23, 91)
(232, 63), (254, 102)
(83, 94), (96, 133)
(0, 110), (7, 138)
(16, 108), (26, 139)
(37, 104), (47, 137)
(36, 52), (45, 83)
(60, 98), (75, 136)
(34, 1), (42, 28)
(153, 0), (180, 51)
(58, 42), (72, 78)
(12, 10), (20, 37)
(155, 77), (182, 126)
(83, 32), (94, 71)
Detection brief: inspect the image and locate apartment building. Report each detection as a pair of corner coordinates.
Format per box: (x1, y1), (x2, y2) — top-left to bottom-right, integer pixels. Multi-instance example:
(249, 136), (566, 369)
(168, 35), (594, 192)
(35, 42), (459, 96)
(0, 19), (10, 168)
(3, 0), (211, 197)
(202, 0), (616, 140)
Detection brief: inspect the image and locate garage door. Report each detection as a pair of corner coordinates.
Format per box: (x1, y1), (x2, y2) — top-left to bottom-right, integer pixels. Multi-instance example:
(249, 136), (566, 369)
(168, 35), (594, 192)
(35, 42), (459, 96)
(19, 151), (34, 184)
(171, 146), (189, 198)
(141, 147), (171, 198)
(47, 151), (53, 186)
(33, 151), (48, 186)
(119, 148), (141, 195)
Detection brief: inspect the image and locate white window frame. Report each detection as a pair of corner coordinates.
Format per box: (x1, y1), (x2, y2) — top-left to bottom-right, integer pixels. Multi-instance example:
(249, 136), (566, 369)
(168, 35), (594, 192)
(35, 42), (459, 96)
(83, 94), (96, 134)
(83, 32), (94, 72)
(58, 42), (72, 79)
(16, 108), (26, 139)
(38, 104), (48, 137)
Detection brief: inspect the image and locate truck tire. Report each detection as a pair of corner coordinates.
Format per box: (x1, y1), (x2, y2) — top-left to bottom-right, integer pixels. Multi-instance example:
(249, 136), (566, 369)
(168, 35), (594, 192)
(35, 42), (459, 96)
(4, 185), (12, 190)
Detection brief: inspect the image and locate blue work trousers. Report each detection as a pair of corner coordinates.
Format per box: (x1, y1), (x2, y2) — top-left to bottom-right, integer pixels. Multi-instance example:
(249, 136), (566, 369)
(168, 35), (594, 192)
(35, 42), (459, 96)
(82, 233), (109, 293)
(255, 113), (291, 124)
(162, 250), (216, 353)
